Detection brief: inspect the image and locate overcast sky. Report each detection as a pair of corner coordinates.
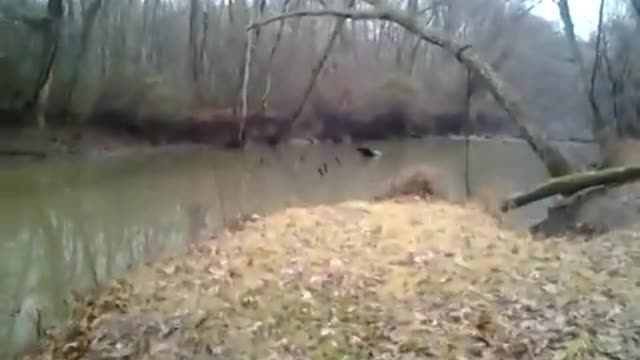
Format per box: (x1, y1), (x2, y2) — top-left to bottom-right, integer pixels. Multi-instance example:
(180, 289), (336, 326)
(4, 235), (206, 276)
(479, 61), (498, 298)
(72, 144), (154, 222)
(532, 0), (600, 39)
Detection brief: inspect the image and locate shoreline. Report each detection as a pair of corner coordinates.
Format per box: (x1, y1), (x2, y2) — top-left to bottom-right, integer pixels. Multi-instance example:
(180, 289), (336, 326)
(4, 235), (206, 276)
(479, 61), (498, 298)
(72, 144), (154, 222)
(18, 198), (640, 359)
(0, 125), (598, 161)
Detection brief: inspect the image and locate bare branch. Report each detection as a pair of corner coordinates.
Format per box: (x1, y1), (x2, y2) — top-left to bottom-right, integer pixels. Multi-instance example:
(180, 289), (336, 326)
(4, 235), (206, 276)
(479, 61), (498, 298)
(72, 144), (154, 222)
(248, 9), (382, 29)
(261, 0), (292, 112)
(289, 0), (356, 124)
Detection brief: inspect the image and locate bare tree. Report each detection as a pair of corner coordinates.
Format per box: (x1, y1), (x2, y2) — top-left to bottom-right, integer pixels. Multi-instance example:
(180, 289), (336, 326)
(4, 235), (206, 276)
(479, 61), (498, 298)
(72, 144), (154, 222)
(289, 0), (357, 126)
(17, 0), (64, 128)
(61, 0), (103, 117)
(250, 0), (574, 176)
(238, 11), (254, 142)
(189, 0), (203, 102)
(0, 0), (610, 164)
(630, 0), (640, 17)
(261, 0), (292, 112)
(556, 0), (611, 158)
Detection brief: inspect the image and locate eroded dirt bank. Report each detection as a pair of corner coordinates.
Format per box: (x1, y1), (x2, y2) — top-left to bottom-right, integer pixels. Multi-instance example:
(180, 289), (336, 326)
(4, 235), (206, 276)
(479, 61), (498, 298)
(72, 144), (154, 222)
(23, 199), (640, 359)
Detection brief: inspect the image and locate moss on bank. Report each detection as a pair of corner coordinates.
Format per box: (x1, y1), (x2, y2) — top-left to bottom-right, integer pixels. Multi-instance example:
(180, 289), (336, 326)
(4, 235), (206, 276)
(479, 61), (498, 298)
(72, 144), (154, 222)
(23, 199), (640, 359)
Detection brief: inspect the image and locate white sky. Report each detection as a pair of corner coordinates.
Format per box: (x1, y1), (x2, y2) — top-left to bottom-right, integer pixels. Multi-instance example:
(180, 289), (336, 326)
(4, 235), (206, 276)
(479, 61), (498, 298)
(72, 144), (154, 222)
(532, 0), (600, 39)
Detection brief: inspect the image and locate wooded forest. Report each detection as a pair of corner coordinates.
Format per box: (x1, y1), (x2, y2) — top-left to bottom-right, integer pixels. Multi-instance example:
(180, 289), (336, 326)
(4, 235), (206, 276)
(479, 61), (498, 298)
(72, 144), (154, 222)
(0, 0), (639, 145)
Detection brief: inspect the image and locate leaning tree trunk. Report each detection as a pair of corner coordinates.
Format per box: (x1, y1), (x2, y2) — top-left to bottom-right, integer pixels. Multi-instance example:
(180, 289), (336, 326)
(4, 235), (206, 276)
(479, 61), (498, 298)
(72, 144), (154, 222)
(249, 0), (575, 176)
(22, 0), (64, 129)
(289, 0), (357, 125)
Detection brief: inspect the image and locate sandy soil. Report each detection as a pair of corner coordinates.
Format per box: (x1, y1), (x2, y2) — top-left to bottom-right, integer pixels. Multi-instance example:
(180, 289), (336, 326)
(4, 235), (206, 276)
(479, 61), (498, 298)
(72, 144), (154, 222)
(22, 198), (640, 359)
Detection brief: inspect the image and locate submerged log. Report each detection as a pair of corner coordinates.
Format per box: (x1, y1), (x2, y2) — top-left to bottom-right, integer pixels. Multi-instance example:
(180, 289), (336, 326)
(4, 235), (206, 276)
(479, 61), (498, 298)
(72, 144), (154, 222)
(501, 166), (640, 211)
(0, 149), (48, 159)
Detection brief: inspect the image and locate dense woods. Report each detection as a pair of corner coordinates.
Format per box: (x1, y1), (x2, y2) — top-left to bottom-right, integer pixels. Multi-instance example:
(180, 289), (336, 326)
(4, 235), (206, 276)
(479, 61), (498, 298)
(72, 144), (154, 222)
(0, 0), (639, 147)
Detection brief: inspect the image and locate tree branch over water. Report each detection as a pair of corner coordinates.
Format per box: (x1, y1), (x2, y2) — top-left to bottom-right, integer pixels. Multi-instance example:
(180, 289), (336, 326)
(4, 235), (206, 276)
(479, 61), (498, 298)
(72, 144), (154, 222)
(249, 0), (574, 177)
(501, 166), (640, 212)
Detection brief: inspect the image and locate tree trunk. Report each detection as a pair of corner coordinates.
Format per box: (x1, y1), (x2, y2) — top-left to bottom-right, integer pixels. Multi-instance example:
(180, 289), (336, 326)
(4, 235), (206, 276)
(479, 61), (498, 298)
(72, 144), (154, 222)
(589, 0), (615, 155)
(406, 37), (421, 74)
(232, 0), (253, 119)
(463, 69), (472, 198)
(602, 35), (627, 137)
(556, 0), (611, 158)
(501, 166), (640, 211)
(23, 0), (64, 129)
(61, 0), (103, 118)
(350, 9), (359, 63)
(238, 23), (253, 142)
(200, 9), (209, 87)
(140, 0), (152, 67)
(189, 0), (202, 102)
(630, 0), (640, 18)
(289, 0), (357, 125)
(249, 0), (575, 177)
(375, 21), (386, 60)
(227, 0), (235, 24)
(261, 0), (292, 112)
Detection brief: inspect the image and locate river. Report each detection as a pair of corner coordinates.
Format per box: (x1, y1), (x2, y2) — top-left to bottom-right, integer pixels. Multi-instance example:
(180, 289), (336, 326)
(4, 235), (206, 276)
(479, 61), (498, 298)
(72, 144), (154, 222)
(0, 137), (598, 358)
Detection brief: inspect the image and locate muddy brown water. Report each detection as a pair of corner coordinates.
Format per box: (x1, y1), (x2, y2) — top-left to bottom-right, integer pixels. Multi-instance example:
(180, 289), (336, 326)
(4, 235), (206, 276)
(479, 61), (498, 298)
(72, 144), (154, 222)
(0, 138), (598, 358)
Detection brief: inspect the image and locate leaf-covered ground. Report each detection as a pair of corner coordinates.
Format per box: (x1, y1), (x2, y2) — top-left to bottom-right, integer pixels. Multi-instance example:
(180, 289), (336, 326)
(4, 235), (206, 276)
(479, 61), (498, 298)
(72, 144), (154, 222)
(24, 198), (640, 359)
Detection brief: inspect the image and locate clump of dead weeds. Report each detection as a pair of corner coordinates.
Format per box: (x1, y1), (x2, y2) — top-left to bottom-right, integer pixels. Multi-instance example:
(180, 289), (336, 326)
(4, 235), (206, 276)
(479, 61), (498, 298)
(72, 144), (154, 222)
(473, 183), (508, 223)
(375, 166), (447, 201)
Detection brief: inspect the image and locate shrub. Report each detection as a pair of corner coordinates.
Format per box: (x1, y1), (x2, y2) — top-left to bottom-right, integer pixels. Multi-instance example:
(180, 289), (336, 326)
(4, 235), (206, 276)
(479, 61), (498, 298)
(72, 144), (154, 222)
(376, 166), (447, 200)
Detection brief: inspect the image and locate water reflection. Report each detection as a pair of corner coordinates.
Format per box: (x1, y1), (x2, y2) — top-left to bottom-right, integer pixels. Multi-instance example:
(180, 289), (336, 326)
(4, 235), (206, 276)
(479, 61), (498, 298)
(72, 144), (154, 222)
(0, 138), (594, 357)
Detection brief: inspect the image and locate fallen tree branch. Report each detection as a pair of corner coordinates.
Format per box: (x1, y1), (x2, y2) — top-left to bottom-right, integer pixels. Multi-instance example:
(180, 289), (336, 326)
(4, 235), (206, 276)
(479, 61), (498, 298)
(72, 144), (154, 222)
(248, 1), (574, 177)
(501, 166), (640, 212)
(0, 149), (47, 159)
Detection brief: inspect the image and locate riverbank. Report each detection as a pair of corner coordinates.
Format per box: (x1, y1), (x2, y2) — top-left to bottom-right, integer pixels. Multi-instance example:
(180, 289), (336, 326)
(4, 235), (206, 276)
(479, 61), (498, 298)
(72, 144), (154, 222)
(21, 198), (640, 359)
(0, 107), (521, 158)
(0, 123), (597, 161)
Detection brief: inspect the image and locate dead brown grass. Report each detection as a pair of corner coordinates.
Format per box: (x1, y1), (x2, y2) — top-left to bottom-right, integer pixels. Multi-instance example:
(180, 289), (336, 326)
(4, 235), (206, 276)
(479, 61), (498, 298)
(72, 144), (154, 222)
(375, 166), (447, 201)
(473, 184), (507, 224)
(22, 199), (640, 360)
